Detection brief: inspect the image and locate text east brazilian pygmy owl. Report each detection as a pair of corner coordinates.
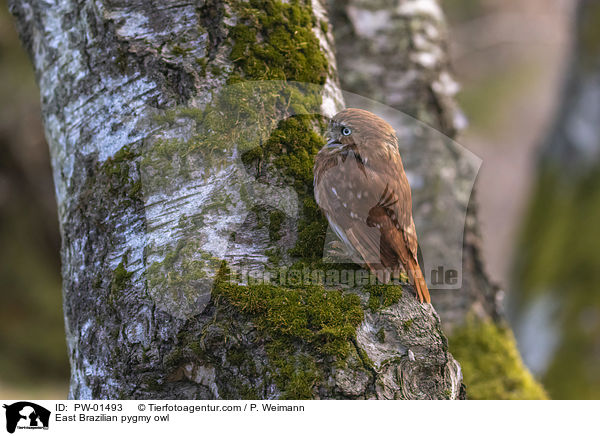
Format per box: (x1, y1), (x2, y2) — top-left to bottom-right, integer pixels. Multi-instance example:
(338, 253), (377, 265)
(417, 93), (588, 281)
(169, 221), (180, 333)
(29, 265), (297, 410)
(314, 108), (430, 303)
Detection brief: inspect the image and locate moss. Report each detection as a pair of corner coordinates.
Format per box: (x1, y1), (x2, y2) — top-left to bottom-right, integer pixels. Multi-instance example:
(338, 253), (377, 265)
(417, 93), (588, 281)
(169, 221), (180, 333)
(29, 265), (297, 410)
(101, 145), (143, 206)
(268, 210), (285, 241)
(222, 364), (261, 398)
(141, 347), (150, 363)
(129, 180), (142, 199)
(104, 146), (136, 178)
(282, 258), (362, 289)
(363, 284), (403, 312)
(290, 217), (328, 259)
(143, 377), (162, 392)
(215, 272), (364, 358)
(356, 346), (374, 368)
(202, 191), (236, 215)
(376, 328), (385, 343)
(146, 95), (267, 172)
(146, 239), (217, 303)
(189, 340), (204, 358)
(110, 256), (133, 305)
(238, 113), (331, 261)
(403, 319), (414, 331)
(195, 57), (208, 72)
(164, 347), (186, 369)
(213, 266), (364, 398)
(240, 146), (263, 167)
(226, 346), (251, 368)
(265, 248), (282, 265)
(171, 45), (192, 56)
(515, 165), (600, 399)
(319, 20), (328, 34)
(112, 260), (133, 292)
(449, 319), (548, 400)
(268, 350), (320, 399)
(162, 330), (211, 375)
(264, 116), (325, 189)
(228, 0), (328, 85)
(209, 64), (222, 76)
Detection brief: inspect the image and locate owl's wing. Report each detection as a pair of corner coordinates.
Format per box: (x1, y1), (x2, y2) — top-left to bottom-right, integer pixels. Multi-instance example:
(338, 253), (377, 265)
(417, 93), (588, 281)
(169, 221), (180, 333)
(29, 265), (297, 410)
(315, 148), (418, 268)
(352, 150), (419, 265)
(315, 150), (381, 264)
(366, 168), (418, 259)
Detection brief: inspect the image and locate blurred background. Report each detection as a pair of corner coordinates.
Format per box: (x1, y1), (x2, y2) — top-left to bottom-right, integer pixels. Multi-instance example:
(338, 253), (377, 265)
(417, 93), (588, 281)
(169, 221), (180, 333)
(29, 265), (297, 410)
(1, 0), (597, 399)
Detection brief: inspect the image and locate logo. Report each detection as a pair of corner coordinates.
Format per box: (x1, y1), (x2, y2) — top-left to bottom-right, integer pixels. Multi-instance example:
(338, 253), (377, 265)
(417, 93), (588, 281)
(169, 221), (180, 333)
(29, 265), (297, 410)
(3, 402), (50, 434)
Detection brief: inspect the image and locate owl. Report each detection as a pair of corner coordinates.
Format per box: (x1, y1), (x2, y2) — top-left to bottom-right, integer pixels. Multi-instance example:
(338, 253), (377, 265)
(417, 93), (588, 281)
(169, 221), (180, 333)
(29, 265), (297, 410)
(314, 108), (430, 303)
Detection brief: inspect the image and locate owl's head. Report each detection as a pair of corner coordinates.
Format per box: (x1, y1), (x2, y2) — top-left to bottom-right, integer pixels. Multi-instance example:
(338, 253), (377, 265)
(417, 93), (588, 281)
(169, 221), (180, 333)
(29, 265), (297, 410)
(325, 108), (397, 151)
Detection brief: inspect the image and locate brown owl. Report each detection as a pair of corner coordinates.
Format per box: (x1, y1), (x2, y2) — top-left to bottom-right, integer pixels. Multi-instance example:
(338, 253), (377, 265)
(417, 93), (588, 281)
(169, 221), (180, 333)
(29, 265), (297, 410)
(314, 108), (430, 303)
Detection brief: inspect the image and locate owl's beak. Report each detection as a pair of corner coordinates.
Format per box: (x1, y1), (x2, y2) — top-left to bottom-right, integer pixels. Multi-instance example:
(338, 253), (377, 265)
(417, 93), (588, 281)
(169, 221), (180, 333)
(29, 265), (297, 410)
(326, 138), (341, 148)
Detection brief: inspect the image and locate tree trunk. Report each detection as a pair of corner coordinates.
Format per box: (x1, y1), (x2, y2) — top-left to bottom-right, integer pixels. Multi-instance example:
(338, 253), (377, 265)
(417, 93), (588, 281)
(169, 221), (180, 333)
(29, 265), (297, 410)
(10, 0), (462, 399)
(328, 0), (547, 399)
(511, 0), (600, 400)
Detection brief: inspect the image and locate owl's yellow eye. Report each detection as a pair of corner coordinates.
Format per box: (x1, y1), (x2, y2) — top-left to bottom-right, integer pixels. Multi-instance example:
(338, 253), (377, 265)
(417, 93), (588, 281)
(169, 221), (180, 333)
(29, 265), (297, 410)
(342, 127), (352, 136)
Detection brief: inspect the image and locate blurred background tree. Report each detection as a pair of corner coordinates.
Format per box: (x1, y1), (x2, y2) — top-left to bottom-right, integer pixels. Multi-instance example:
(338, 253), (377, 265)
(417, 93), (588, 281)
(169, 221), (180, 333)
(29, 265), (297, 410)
(510, 0), (600, 400)
(0, 0), (68, 397)
(329, 0), (537, 399)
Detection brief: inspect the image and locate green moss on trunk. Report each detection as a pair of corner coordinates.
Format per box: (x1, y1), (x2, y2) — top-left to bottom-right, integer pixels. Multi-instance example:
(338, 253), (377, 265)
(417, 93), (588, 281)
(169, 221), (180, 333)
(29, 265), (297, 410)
(213, 266), (365, 398)
(449, 319), (547, 400)
(228, 0), (328, 85)
(363, 284), (404, 312)
(514, 165), (600, 399)
(110, 256), (134, 305)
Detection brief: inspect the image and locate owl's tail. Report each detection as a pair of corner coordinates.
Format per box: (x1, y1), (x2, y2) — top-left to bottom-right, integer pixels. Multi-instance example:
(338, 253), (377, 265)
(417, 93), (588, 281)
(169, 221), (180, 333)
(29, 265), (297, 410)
(407, 257), (431, 304)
